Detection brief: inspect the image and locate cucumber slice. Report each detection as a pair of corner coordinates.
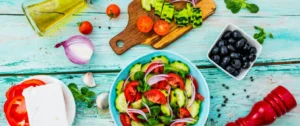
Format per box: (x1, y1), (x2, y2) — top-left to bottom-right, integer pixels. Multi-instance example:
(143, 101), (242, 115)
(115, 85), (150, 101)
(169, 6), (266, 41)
(151, 55), (169, 64)
(161, 104), (170, 116)
(131, 120), (144, 126)
(174, 88), (186, 108)
(116, 80), (124, 94)
(130, 63), (142, 80)
(132, 99), (142, 109)
(149, 0), (156, 8)
(155, 0), (164, 16)
(184, 79), (193, 97)
(160, 3), (170, 20)
(115, 92), (127, 112)
(165, 5), (174, 23)
(170, 61), (189, 73)
(176, 9), (189, 26)
(141, 0), (151, 11)
(141, 63), (150, 72)
(187, 100), (201, 118)
(170, 90), (177, 107)
(145, 73), (154, 82)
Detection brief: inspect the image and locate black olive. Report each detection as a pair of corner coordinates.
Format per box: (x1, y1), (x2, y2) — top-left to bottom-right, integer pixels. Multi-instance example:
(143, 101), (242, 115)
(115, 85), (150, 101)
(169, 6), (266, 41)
(242, 62), (251, 69)
(217, 40), (227, 47)
(220, 46), (229, 56)
(242, 56), (248, 62)
(211, 55), (221, 64)
(231, 30), (242, 40)
(227, 44), (236, 52)
(248, 53), (256, 61)
(226, 66), (235, 73)
(249, 47), (257, 54)
(230, 52), (240, 59)
(231, 59), (242, 69)
(243, 43), (250, 52)
(211, 46), (220, 55)
(232, 69), (240, 76)
(220, 56), (231, 68)
(228, 38), (236, 44)
(222, 31), (232, 40)
(235, 38), (246, 49)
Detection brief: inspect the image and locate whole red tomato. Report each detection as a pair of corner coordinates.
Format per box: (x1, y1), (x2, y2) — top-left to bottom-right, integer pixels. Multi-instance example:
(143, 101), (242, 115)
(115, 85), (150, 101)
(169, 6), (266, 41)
(78, 21), (93, 35)
(106, 4), (121, 19)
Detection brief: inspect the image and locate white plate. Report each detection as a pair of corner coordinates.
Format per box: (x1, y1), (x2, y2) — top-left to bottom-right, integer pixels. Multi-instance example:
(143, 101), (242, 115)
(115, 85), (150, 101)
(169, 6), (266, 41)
(22, 75), (76, 126)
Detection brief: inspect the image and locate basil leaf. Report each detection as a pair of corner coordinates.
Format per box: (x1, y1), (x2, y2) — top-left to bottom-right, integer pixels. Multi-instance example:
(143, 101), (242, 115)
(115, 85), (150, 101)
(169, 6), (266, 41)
(87, 91), (96, 97)
(246, 3), (259, 13)
(269, 33), (274, 38)
(159, 116), (172, 125)
(134, 71), (145, 80)
(150, 106), (161, 116)
(68, 83), (78, 90)
(253, 33), (259, 39)
(81, 87), (89, 95)
(148, 118), (159, 125)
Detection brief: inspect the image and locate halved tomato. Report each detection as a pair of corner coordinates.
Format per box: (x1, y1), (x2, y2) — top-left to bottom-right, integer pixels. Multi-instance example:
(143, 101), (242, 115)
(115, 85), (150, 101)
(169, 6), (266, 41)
(179, 108), (191, 118)
(120, 113), (131, 126)
(195, 93), (205, 101)
(187, 75), (199, 91)
(146, 63), (164, 74)
(135, 92), (142, 101)
(137, 16), (154, 33)
(124, 81), (139, 102)
(167, 73), (185, 90)
(4, 96), (29, 126)
(151, 80), (170, 90)
(154, 20), (170, 36)
(173, 122), (185, 126)
(144, 89), (166, 104)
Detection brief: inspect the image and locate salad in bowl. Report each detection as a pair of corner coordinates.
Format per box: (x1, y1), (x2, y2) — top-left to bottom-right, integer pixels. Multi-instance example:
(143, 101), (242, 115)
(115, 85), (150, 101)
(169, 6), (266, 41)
(109, 51), (210, 126)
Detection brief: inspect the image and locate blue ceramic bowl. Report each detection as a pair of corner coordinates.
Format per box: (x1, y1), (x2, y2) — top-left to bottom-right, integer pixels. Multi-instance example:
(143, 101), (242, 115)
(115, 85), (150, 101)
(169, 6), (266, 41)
(109, 50), (210, 126)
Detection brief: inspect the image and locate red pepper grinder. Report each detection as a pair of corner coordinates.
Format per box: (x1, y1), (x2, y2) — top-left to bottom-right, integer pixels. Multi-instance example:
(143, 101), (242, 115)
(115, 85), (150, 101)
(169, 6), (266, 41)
(226, 86), (297, 126)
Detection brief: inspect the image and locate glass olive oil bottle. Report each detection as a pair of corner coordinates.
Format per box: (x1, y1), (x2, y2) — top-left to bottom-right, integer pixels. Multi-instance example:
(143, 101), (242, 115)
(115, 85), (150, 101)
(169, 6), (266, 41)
(22, 0), (87, 36)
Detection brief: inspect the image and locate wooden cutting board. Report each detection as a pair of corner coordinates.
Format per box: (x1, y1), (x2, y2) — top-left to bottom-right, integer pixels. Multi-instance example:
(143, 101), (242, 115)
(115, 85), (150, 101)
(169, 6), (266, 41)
(110, 0), (216, 55)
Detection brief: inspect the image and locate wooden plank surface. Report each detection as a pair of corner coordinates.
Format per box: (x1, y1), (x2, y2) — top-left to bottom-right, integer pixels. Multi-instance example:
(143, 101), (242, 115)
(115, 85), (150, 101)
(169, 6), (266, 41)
(0, 64), (300, 126)
(0, 0), (300, 74)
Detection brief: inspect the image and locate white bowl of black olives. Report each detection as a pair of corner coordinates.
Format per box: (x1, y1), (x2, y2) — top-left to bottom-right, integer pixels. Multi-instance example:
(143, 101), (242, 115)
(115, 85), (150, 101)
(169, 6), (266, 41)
(207, 24), (262, 80)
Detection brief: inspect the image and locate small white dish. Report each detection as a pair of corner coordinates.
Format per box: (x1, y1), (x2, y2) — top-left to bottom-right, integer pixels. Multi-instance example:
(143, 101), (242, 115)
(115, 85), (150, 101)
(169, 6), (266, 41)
(207, 24), (262, 80)
(22, 75), (76, 126)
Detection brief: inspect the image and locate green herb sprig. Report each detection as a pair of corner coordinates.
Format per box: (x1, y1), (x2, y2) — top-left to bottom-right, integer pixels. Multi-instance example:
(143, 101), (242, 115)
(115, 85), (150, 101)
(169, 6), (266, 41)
(253, 26), (274, 44)
(68, 83), (96, 108)
(225, 0), (259, 14)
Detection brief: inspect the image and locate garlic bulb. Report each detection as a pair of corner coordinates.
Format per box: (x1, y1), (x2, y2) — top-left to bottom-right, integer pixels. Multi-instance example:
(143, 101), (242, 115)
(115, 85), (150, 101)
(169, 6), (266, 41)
(83, 72), (96, 87)
(96, 92), (109, 109)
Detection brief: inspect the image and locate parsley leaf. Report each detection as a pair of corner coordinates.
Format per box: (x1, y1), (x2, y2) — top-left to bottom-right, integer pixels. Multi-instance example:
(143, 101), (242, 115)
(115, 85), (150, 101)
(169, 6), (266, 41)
(253, 26), (274, 44)
(224, 0), (259, 14)
(68, 83), (96, 108)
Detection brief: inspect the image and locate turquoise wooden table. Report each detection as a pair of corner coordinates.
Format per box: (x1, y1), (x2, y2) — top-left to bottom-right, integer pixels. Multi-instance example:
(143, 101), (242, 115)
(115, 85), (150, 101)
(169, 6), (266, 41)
(0, 0), (300, 125)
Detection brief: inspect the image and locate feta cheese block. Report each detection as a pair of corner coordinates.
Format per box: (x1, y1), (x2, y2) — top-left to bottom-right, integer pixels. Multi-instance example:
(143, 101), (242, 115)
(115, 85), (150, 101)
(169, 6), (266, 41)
(22, 83), (68, 126)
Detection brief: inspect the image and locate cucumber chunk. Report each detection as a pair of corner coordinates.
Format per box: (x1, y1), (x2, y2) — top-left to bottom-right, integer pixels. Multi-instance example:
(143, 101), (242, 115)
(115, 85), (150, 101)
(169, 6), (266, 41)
(142, 0), (151, 11)
(170, 61), (189, 73)
(184, 79), (193, 97)
(176, 9), (189, 26)
(187, 100), (201, 118)
(160, 3), (170, 20)
(131, 120), (144, 126)
(155, 0), (164, 16)
(191, 8), (203, 28)
(141, 63), (150, 72)
(116, 80), (124, 94)
(115, 92), (127, 112)
(161, 104), (170, 116)
(149, 0), (156, 8)
(174, 88), (186, 108)
(130, 63), (142, 80)
(170, 90), (177, 107)
(165, 5), (174, 23)
(132, 99), (142, 109)
(151, 55), (169, 64)
(187, 3), (193, 18)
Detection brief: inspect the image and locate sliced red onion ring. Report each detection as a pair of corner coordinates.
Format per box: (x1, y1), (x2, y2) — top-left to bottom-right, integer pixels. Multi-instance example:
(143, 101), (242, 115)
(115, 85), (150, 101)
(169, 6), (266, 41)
(142, 102), (151, 115)
(147, 74), (169, 86)
(144, 64), (164, 82)
(170, 0), (199, 7)
(167, 88), (173, 120)
(187, 77), (196, 108)
(127, 108), (148, 121)
(171, 118), (196, 126)
(122, 73), (134, 90)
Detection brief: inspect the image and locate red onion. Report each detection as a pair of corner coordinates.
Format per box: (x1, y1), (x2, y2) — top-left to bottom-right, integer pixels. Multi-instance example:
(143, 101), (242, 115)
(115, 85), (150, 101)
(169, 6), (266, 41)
(171, 118), (196, 126)
(142, 102), (151, 115)
(123, 73), (134, 90)
(187, 77), (196, 108)
(55, 35), (94, 65)
(167, 88), (173, 120)
(147, 74), (169, 86)
(127, 108), (148, 121)
(170, 0), (199, 7)
(144, 64), (164, 82)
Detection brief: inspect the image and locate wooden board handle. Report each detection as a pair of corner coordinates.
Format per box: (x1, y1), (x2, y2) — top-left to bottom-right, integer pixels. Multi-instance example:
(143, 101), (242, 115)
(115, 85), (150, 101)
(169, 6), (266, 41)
(109, 30), (140, 55)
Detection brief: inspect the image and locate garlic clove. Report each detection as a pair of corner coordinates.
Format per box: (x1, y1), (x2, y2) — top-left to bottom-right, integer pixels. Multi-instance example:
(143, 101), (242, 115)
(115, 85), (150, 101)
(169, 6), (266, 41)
(96, 92), (109, 110)
(83, 72), (97, 87)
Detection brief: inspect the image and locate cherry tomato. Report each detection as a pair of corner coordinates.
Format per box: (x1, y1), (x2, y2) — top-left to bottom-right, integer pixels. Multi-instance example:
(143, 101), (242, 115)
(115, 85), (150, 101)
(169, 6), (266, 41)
(187, 75), (199, 91)
(179, 108), (191, 118)
(173, 122), (185, 126)
(144, 89), (166, 104)
(124, 81), (139, 102)
(135, 92), (142, 101)
(78, 21), (93, 35)
(195, 93), (205, 101)
(146, 63), (164, 74)
(167, 73), (185, 90)
(137, 16), (154, 33)
(151, 80), (170, 90)
(120, 113), (131, 126)
(154, 20), (170, 36)
(106, 4), (121, 19)
(4, 96), (29, 126)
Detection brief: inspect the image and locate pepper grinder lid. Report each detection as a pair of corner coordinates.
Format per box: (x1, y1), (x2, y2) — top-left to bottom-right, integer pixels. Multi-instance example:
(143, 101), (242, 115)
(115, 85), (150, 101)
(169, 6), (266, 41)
(271, 86), (297, 112)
